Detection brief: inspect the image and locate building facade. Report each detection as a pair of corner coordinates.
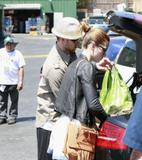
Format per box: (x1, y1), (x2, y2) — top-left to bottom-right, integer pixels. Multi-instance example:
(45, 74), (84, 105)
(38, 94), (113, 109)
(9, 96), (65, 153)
(0, 0), (136, 34)
(133, 0), (142, 13)
(77, 0), (133, 20)
(95, 0), (133, 12)
(0, 0), (77, 33)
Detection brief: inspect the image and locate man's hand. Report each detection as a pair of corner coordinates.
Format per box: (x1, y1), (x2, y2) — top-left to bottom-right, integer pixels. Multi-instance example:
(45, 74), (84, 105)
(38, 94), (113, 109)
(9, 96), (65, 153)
(17, 81), (23, 91)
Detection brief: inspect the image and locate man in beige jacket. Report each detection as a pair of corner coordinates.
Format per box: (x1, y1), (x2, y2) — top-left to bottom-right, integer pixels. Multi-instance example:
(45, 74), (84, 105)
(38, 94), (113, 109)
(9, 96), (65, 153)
(35, 17), (83, 160)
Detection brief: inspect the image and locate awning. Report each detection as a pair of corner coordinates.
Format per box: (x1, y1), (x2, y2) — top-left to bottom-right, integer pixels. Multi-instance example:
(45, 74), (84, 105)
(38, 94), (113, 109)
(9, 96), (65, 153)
(4, 4), (41, 10)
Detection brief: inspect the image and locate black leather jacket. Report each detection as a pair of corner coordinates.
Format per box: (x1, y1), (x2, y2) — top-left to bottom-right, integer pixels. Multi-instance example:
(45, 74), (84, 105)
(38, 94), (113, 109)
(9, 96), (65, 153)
(55, 58), (107, 124)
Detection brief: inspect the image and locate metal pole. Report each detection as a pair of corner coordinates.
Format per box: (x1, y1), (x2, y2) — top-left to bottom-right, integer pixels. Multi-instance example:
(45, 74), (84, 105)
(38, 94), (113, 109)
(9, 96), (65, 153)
(124, 0), (128, 8)
(0, 4), (4, 47)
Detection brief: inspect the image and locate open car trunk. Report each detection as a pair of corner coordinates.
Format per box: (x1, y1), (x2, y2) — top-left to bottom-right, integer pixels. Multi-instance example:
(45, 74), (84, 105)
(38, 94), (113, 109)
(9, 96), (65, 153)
(94, 11), (142, 160)
(106, 11), (142, 73)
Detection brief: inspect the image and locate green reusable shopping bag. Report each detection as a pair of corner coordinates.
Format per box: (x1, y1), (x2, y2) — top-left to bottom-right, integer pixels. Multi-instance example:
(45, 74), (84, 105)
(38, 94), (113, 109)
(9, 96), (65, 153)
(99, 66), (133, 115)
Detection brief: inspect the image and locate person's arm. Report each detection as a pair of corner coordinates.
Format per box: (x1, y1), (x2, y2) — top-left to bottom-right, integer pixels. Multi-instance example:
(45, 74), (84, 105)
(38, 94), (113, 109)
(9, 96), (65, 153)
(80, 62), (108, 123)
(44, 68), (65, 98)
(17, 66), (24, 91)
(17, 51), (26, 91)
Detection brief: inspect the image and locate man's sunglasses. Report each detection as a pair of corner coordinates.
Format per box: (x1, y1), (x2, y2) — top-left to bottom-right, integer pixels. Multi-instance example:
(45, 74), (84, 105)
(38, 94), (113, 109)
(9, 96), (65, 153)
(70, 39), (79, 43)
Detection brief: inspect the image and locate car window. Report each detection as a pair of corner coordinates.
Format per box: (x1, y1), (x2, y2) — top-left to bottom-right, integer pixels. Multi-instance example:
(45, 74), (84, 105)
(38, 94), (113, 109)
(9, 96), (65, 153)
(89, 16), (104, 24)
(89, 19), (96, 24)
(117, 46), (136, 67)
(106, 36), (127, 61)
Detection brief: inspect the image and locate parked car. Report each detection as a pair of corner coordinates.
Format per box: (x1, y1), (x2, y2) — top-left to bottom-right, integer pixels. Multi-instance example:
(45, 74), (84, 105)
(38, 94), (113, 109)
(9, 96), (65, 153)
(88, 15), (109, 33)
(94, 11), (142, 160)
(89, 15), (105, 25)
(115, 39), (136, 86)
(106, 34), (127, 61)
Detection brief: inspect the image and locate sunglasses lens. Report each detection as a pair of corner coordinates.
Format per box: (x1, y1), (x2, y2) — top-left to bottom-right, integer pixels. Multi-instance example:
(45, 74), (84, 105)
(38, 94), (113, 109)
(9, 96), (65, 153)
(99, 46), (107, 52)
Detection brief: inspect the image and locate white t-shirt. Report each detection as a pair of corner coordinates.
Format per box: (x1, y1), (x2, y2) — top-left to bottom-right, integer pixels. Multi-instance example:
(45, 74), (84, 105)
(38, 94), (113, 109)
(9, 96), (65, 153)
(0, 48), (26, 85)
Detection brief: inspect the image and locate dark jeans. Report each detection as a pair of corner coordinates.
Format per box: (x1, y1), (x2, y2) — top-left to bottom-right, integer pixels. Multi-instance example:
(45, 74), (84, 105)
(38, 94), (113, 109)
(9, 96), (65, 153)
(0, 85), (18, 120)
(37, 128), (52, 160)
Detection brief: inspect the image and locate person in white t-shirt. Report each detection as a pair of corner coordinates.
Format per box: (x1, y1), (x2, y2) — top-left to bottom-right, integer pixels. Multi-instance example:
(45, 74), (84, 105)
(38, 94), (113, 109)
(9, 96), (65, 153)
(0, 36), (25, 125)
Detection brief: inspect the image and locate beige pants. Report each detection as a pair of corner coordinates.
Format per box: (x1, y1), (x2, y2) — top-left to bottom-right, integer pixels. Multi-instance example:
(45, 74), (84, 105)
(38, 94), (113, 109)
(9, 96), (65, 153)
(130, 149), (142, 160)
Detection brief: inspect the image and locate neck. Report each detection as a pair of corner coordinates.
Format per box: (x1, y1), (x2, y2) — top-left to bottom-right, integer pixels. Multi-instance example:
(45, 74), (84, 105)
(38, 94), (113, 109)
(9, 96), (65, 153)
(83, 49), (91, 61)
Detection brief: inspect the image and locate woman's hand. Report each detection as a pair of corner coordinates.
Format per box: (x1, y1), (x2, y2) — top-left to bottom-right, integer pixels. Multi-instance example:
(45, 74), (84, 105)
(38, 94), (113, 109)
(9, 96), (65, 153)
(96, 57), (114, 71)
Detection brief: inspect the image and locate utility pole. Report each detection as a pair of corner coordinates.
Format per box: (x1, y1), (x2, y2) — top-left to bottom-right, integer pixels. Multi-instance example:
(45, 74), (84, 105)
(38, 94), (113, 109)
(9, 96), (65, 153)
(0, 4), (4, 47)
(124, 0), (128, 8)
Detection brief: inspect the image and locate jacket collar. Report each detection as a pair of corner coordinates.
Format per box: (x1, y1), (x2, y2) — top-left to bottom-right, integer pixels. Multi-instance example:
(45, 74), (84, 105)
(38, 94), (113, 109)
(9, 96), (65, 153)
(56, 43), (70, 66)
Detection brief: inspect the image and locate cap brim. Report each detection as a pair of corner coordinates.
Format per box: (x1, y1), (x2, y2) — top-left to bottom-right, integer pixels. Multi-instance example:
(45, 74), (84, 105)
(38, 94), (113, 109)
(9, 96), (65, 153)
(5, 42), (18, 45)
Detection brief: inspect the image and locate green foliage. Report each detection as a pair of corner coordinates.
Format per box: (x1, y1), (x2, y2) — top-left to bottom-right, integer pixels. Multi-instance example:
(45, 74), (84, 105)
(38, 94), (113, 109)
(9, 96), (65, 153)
(77, 0), (89, 7)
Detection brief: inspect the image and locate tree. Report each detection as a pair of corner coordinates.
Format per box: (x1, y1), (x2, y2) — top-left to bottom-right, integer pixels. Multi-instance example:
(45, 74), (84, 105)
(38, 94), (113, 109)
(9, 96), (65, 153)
(77, 0), (88, 8)
(77, 0), (96, 13)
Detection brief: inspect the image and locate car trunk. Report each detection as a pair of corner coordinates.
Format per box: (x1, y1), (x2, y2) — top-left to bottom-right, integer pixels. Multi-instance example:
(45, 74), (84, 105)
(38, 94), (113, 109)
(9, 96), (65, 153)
(106, 11), (142, 73)
(94, 11), (142, 160)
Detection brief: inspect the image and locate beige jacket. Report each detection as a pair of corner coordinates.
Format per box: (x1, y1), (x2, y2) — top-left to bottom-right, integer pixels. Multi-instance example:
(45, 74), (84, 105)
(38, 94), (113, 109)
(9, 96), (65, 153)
(35, 45), (71, 128)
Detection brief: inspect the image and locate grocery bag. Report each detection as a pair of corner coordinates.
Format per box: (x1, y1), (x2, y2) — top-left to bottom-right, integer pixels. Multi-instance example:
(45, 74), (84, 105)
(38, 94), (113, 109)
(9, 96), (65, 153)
(99, 65), (133, 115)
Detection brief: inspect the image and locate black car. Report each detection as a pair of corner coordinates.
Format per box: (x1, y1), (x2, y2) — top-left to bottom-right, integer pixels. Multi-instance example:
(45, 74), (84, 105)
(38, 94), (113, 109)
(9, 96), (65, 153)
(94, 11), (142, 160)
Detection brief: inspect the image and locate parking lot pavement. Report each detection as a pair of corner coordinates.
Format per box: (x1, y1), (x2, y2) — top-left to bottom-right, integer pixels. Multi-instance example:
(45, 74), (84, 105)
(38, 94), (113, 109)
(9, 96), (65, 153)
(0, 118), (37, 160)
